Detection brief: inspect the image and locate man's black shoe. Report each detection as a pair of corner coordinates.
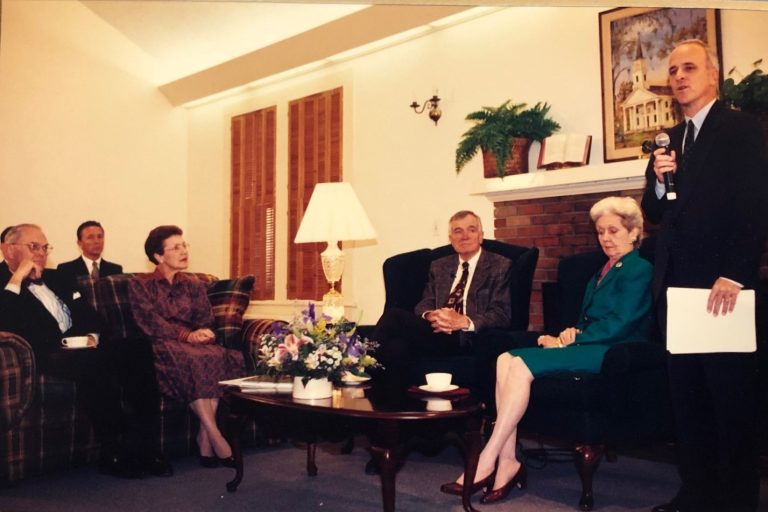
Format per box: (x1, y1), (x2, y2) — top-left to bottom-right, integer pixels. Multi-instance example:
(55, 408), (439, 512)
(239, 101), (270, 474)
(98, 454), (144, 479)
(143, 454), (174, 477)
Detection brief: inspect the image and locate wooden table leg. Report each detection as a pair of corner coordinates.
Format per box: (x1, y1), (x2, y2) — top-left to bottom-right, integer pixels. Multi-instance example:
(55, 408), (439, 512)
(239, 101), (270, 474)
(224, 405), (246, 492)
(306, 440), (318, 476)
(370, 445), (396, 512)
(368, 419), (400, 512)
(461, 415), (483, 512)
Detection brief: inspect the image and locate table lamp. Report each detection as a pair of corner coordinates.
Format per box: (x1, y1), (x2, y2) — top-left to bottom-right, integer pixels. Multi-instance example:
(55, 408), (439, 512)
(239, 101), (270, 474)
(294, 182), (376, 320)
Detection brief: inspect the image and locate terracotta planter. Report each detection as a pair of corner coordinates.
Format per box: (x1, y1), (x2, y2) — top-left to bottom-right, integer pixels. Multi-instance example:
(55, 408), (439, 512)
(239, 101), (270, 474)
(292, 377), (333, 399)
(481, 137), (533, 178)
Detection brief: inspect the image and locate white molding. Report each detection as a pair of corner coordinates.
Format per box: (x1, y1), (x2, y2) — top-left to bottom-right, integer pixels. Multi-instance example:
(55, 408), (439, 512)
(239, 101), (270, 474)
(245, 300), (361, 322)
(472, 159), (649, 202)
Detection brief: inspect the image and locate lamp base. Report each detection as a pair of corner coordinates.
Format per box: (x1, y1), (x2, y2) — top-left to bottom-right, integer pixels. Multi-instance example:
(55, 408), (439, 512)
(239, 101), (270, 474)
(322, 288), (345, 322)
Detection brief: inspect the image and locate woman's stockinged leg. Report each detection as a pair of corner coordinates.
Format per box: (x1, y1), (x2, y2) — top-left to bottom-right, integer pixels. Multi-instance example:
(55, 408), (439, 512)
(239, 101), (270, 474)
(456, 353), (533, 486)
(190, 398), (232, 459)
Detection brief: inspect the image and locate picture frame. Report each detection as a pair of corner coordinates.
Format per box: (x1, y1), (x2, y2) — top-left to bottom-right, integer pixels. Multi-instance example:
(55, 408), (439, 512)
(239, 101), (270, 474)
(598, 7), (721, 162)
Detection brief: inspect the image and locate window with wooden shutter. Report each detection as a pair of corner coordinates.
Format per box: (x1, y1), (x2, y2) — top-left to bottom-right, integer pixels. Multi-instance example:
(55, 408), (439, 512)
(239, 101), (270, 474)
(230, 107), (276, 300)
(287, 87), (343, 300)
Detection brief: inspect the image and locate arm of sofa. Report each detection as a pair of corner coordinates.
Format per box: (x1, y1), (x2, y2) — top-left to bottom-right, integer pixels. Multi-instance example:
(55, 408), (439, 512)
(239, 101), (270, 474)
(241, 318), (288, 371)
(0, 331), (36, 432)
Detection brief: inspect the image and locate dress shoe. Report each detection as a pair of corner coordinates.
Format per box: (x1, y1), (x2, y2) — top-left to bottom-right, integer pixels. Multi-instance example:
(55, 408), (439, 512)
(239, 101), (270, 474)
(218, 456), (236, 469)
(98, 454), (144, 479)
(480, 463), (527, 504)
(200, 456), (219, 468)
(651, 503), (682, 512)
(440, 469), (496, 496)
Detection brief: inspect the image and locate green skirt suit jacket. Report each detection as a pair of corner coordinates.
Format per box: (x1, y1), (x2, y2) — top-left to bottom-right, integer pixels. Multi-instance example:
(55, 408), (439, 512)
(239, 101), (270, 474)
(510, 249), (653, 377)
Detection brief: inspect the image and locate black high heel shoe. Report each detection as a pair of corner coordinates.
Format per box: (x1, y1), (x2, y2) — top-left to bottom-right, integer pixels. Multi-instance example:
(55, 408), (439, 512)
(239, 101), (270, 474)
(439, 468), (496, 496)
(480, 463), (527, 504)
(218, 456), (236, 468)
(199, 456), (219, 468)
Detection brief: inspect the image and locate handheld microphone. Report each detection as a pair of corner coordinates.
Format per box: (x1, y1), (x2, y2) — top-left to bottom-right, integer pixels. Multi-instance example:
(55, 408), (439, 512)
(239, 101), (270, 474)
(654, 132), (676, 201)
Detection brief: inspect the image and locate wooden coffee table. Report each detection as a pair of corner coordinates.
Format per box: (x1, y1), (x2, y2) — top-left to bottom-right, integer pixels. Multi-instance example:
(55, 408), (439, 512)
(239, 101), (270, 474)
(222, 384), (485, 512)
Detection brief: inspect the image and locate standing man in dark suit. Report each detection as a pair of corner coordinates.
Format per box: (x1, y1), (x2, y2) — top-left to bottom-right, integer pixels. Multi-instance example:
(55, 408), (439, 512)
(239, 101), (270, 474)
(641, 40), (768, 512)
(373, 210), (513, 390)
(57, 220), (123, 280)
(0, 224), (171, 478)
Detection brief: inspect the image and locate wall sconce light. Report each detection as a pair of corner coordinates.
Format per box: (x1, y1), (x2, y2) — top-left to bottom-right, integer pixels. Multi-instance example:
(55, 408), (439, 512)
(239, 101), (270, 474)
(409, 94), (441, 125)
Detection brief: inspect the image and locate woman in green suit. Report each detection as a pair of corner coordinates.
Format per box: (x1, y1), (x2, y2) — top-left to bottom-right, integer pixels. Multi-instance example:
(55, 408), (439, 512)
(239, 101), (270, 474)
(441, 196), (653, 504)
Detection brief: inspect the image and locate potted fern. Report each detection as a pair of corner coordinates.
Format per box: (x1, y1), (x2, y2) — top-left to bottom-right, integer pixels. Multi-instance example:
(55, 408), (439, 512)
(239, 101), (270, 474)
(455, 100), (560, 178)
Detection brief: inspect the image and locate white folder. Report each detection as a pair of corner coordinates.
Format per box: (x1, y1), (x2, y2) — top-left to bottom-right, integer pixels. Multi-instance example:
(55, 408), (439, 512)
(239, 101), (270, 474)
(666, 287), (756, 354)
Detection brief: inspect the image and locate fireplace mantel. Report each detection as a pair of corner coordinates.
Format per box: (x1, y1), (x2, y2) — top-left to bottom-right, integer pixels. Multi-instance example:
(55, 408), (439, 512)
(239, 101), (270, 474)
(472, 159), (648, 202)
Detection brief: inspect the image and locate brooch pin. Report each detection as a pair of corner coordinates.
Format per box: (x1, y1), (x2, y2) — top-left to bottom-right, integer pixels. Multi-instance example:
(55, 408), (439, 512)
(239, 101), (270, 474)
(615, 262), (623, 268)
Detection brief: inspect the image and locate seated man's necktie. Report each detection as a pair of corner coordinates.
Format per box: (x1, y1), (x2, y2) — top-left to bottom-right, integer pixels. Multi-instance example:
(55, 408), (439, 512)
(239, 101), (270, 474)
(443, 261), (469, 313)
(91, 261), (99, 279)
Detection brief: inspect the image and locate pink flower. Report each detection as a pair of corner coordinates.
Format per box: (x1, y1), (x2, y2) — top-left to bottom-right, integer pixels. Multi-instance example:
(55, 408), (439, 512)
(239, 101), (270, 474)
(275, 333), (310, 362)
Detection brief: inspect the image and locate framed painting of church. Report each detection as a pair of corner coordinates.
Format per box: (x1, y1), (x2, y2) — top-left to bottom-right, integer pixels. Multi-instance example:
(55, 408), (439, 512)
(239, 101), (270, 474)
(598, 7), (721, 162)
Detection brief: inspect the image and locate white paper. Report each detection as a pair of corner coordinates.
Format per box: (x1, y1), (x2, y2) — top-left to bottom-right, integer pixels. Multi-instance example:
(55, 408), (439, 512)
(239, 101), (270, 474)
(219, 376), (293, 392)
(666, 287), (756, 354)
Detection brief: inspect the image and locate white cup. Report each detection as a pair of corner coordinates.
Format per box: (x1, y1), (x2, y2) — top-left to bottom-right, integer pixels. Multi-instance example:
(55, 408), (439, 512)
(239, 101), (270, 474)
(61, 336), (89, 348)
(426, 398), (453, 411)
(425, 372), (452, 391)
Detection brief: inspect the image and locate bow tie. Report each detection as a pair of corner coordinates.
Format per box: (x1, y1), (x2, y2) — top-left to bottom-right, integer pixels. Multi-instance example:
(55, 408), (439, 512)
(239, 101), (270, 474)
(27, 278), (44, 286)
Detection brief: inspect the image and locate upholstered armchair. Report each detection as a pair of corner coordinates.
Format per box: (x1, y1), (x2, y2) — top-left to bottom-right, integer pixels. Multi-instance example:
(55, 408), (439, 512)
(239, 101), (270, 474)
(520, 244), (672, 511)
(365, 239), (539, 394)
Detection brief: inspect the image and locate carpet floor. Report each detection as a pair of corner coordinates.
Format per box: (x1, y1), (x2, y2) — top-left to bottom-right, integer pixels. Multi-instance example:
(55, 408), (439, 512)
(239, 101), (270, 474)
(1, 439), (766, 512)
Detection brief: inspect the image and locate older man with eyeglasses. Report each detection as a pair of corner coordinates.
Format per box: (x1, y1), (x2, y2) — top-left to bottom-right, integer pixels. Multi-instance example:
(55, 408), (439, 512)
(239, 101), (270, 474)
(0, 224), (171, 479)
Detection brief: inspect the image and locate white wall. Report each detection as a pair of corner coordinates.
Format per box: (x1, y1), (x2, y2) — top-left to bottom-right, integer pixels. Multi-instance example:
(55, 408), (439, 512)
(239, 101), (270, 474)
(0, 0), (187, 272)
(1, 3), (767, 324)
(185, 7), (768, 324)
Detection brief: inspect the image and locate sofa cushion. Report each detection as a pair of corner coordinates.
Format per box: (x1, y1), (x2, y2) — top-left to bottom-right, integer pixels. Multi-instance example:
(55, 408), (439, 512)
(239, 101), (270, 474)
(206, 275), (255, 349)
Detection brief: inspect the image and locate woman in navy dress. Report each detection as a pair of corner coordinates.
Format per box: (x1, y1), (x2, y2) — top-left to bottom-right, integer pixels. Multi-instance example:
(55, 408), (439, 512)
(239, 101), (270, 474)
(128, 225), (244, 468)
(441, 196), (653, 504)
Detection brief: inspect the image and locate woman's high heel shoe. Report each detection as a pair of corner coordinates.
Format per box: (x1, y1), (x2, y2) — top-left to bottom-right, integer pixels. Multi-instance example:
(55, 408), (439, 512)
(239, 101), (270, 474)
(218, 456), (236, 468)
(199, 456), (219, 468)
(480, 463), (527, 504)
(439, 469), (496, 496)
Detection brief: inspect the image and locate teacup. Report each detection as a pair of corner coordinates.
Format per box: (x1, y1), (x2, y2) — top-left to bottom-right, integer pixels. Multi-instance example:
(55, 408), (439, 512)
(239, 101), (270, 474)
(425, 372), (452, 391)
(61, 336), (89, 348)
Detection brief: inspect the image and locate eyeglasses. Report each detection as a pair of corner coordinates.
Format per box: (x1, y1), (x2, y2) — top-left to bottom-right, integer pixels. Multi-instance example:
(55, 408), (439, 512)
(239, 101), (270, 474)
(164, 242), (190, 252)
(9, 242), (54, 254)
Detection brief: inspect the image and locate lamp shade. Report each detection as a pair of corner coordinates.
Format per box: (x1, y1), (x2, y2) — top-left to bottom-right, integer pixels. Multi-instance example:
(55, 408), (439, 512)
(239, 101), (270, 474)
(294, 182), (376, 243)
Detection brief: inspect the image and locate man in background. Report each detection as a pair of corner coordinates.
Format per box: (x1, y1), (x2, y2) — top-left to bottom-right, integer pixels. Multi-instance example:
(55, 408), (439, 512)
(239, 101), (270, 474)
(57, 220), (123, 280)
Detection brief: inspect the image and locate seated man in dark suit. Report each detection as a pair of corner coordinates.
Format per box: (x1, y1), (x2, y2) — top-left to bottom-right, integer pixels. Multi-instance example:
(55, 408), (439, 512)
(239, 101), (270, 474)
(57, 220), (123, 280)
(0, 224), (170, 478)
(373, 210), (513, 391)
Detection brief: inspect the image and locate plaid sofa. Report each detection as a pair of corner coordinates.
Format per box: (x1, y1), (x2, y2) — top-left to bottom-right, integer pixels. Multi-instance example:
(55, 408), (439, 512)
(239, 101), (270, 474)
(0, 272), (278, 484)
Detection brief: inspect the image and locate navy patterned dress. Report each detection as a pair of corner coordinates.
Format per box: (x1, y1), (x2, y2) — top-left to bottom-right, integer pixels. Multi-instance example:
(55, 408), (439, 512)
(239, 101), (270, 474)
(127, 269), (244, 402)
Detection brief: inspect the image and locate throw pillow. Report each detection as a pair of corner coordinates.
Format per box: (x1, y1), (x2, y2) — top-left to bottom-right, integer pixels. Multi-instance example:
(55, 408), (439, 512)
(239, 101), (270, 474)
(207, 275), (255, 349)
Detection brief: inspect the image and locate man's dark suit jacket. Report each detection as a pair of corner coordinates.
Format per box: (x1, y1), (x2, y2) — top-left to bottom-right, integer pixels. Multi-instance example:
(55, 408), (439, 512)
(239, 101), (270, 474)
(57, 257), (123, 279)
(0, 265), (102, 358)
(414, 249), (513, 335)
(642, 100), (768, 304)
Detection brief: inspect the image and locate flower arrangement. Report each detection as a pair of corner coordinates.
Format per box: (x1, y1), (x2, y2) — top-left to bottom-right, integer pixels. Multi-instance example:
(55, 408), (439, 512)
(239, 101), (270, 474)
(256, 304), (379, 384)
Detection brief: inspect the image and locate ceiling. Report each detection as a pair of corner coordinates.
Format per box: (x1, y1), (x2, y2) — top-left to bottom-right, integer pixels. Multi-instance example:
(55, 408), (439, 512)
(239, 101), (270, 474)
(80, 1), (369, 84)
(79, 0), (768, 105)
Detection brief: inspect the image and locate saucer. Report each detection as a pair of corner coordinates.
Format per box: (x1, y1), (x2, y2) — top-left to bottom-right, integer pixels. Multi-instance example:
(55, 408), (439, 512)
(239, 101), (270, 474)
(341, 373), (371, 386)
(418, 384), (458, 393)
(61, 345), (93, 350)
